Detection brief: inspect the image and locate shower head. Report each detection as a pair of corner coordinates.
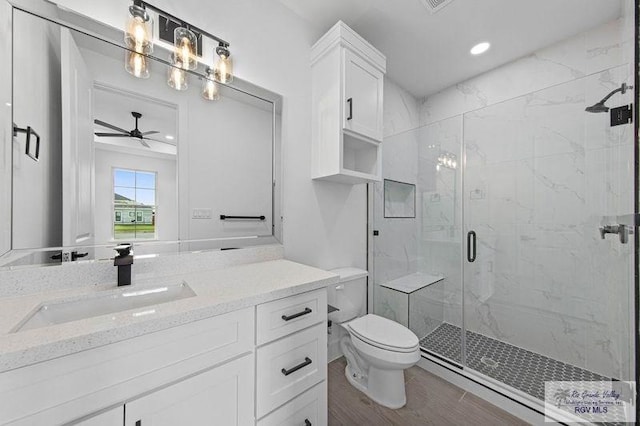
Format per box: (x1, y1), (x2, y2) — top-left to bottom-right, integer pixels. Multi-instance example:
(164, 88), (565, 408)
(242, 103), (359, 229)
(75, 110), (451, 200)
(585, 102), (610, 113)
(585, 83), (633, 113)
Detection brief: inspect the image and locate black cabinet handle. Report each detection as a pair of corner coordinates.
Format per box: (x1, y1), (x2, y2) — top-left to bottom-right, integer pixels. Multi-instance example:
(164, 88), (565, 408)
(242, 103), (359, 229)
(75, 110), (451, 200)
(467, 230), (476, 262)
(13, 124), (40, 161)
(281, 307), (312, 321)
(281, 357), (312, 376)
(347, 97), (353, 120)
(304, 420), (312, 426)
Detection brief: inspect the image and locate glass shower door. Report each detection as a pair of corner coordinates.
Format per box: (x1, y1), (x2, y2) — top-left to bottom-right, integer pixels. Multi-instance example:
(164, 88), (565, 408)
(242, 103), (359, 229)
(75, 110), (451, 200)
(461, 69), (635, 403)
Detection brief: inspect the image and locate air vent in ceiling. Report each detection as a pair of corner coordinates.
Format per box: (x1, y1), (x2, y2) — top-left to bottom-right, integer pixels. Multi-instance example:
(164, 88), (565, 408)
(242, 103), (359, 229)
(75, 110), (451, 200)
(420, 0), (455, 14)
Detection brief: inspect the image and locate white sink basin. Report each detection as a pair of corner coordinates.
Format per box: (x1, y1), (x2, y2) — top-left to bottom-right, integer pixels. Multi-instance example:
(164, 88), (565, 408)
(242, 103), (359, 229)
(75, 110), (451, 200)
(13, 281), (196, 332)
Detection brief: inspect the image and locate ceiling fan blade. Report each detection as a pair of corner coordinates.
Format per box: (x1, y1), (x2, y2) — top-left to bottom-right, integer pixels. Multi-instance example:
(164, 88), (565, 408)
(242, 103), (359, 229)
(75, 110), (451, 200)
(95, 132), (130, 137)
(143, 136), (175, 145)
(140, 139), (151, 148)
(94, 119), (130, 134)
(142, 131), (160, 136)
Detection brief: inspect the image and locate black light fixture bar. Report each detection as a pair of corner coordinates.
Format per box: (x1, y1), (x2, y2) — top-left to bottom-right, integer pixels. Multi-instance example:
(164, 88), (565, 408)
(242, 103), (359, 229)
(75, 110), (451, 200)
(133, 0), (230, 48)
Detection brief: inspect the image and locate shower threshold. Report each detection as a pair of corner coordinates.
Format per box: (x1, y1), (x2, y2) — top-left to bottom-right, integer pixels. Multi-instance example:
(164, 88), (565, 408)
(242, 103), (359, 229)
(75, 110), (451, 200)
(420, 323), (616, 402)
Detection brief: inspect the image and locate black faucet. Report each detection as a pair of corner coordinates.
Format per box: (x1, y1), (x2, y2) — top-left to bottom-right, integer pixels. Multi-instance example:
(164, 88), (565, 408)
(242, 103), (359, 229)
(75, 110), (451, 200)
(114, 244), (134, 286)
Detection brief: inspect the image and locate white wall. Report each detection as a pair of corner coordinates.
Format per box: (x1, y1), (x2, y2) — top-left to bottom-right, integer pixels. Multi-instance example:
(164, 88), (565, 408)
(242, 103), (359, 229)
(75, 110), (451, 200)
(52, 0), (368, 272)
(94, 146), (178, 244)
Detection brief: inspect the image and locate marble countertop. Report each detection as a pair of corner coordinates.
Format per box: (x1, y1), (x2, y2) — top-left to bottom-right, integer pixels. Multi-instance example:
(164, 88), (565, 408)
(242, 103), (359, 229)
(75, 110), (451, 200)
(0, 259), (338, 373)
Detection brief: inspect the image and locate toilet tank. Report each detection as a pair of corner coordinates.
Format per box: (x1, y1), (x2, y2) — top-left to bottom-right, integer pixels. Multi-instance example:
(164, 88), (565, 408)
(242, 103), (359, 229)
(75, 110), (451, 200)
(328, 267), (368, 323)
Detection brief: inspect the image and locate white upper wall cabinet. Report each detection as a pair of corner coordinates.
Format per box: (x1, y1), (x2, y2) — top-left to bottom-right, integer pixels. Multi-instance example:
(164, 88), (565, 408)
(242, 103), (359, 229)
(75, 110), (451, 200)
(311, 21), (386, 184)
(343, 49), (384, 140)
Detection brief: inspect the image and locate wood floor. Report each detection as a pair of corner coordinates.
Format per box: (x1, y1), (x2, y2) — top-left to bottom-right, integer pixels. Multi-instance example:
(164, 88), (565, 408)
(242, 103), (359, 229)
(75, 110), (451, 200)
(328, 357), (530, 426)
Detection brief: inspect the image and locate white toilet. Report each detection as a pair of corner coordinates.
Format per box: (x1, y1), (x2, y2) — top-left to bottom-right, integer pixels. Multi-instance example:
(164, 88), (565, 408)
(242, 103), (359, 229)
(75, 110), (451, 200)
(329, 268), (420, 409)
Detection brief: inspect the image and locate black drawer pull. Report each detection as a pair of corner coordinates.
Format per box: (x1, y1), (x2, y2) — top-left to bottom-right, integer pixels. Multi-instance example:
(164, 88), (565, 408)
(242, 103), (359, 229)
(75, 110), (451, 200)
(281, 357), (312, 376)
(304, 420), (312, 426)
(347, 97), (353, 120)
(281, 307), (312, 321)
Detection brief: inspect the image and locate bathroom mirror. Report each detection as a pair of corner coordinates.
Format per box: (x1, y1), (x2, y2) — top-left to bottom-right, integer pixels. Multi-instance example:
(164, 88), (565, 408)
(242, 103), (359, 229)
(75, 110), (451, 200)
(0, 2), (282, 268)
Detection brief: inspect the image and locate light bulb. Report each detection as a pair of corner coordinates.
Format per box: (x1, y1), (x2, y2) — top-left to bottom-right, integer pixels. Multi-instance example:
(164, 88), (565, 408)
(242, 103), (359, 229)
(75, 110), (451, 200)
(202, 68), (220, 101)
(214, 44), (233, 83)
(174, 27), (198, 70)
(125, 50), (149, 78)
(167, 55), (188, 90)
(125, 5), (153, 54)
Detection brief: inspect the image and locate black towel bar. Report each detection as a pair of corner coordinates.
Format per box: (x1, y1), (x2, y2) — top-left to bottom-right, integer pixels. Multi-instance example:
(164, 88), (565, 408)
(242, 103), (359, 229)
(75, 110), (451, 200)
(220, 215), (265, 220)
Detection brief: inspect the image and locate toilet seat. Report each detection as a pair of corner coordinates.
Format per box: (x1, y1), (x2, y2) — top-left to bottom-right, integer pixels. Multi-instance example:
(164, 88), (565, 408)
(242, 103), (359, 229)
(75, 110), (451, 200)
(347, 314), (419, 353)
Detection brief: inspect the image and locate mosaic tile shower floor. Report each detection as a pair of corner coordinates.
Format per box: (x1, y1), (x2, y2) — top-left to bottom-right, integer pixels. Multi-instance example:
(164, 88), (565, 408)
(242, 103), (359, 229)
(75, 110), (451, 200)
(420, 323), (627, 425)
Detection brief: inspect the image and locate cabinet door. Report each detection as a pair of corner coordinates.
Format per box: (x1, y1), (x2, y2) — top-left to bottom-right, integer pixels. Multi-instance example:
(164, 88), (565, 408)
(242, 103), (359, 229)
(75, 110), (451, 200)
(343, 49), (383, 141)
(124, 355), (254, 426)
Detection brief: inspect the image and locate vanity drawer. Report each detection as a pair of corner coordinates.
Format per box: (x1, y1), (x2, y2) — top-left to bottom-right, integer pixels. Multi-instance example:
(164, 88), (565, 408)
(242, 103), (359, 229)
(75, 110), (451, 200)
(257, 381), (327, 426)
(256, 322), (327, 418)
(256, 288), (327, 345)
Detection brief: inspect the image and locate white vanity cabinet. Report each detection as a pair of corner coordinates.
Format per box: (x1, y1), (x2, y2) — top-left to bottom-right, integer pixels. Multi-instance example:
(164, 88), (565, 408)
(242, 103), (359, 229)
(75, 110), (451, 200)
(0, 288), (328, 426)
(255, 288), (328, 424)
(123, 355), (254, 426)
(311, 21), (386, 184)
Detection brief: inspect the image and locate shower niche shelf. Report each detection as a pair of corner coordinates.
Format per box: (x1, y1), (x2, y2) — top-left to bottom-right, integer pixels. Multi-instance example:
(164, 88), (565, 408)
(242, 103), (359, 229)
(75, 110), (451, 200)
(310, 21), (386, 185)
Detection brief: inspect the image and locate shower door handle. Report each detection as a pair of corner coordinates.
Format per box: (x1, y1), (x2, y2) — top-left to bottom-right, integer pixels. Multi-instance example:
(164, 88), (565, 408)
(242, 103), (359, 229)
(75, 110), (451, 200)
(467, 231), (476, 262)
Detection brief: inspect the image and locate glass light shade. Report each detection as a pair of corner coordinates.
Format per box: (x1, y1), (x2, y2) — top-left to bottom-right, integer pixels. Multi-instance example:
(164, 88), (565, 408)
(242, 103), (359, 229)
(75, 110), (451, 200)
(174, 27), (198, 70)
(125, 50), (150, 79)
(167, 55), (188, 90)
(125, 5), (153, 54)
(214, 48), (233, 84)
(202, 68), (220, 101)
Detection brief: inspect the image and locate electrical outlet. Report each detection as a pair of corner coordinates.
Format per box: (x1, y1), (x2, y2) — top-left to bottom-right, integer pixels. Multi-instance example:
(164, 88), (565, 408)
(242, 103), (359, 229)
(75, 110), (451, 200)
(192, 208), (212, 219)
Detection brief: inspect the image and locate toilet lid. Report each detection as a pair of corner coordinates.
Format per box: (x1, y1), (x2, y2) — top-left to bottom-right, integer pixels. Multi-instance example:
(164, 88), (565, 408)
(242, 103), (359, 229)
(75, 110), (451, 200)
(347, 314), (419, 352)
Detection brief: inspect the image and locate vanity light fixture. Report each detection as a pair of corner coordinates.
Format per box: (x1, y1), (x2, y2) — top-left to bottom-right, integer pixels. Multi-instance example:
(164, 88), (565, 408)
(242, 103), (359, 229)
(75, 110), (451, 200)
(174, 27), (198, 71)
(123, 1), (233, 92)
(124, 3), (153, 78)
(470, 41), (490, 55)
(214, 43), (233, 84)
(202, 67), (220, 101)
(125, 3), (153, 54)
(437, 151), (457, 171)
(125, 50), (150, 78)
(167, 54), (188, 91)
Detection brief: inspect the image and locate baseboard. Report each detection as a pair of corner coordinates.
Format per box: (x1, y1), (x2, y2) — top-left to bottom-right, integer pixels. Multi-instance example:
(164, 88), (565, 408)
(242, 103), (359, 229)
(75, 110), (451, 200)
(417, 355), (549, 425)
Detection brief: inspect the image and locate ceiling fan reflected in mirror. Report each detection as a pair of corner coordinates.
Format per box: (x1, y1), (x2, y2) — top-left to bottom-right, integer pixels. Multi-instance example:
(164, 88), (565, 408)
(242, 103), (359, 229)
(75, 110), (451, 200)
(94, 111), (170, 148)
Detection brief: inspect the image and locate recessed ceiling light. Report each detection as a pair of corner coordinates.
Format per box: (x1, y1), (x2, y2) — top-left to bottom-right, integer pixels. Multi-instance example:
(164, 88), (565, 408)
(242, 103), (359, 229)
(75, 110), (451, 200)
(165, 135), (174, 140)
(470, 42), (490, 56)
(4, 102), (10, 107)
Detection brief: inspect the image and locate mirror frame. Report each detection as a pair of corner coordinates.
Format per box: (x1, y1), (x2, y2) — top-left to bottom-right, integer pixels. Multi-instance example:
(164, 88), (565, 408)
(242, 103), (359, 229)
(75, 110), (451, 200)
(0, 0), (283, 268)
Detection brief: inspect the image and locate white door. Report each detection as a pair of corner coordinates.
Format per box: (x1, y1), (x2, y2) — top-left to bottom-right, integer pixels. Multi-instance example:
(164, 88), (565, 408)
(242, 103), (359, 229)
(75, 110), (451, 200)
(74, 406), (124, 426)
(61, 28), (95, 247)
(343, 49), (383, 141)
(124, 355), (254, 426)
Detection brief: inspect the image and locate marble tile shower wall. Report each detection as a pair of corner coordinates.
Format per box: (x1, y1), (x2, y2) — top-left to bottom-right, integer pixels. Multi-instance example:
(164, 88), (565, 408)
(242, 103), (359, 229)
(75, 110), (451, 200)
(415, 15), (634, 380)
(373, 78), (420, 322)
